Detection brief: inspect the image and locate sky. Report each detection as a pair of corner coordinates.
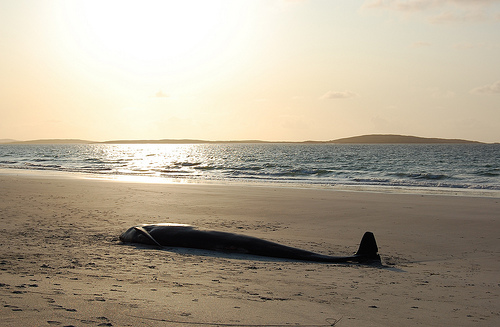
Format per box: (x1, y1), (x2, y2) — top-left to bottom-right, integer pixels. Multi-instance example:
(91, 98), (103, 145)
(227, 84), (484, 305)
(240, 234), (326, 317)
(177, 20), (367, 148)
(1, 0), (499, 142)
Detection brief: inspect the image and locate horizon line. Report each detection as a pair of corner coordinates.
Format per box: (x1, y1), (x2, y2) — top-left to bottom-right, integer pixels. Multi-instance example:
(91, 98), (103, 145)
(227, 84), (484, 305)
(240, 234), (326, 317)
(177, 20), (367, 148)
(1, 134), (496, 145)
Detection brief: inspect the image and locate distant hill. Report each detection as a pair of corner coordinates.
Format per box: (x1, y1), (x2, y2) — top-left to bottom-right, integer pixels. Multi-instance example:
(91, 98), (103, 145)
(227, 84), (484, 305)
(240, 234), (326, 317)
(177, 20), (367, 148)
(101, 139), (271, 144)
(102, 135), (484, 144)
(329, 134), (482, 144)
(1, 135), (486, 145)
(0, 139), (18, 144)
(7, 139), (94, 145)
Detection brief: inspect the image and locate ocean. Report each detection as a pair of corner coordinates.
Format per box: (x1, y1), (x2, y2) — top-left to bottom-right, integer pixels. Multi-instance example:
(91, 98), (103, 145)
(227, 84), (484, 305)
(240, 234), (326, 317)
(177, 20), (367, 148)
(1, 143), (499, 196)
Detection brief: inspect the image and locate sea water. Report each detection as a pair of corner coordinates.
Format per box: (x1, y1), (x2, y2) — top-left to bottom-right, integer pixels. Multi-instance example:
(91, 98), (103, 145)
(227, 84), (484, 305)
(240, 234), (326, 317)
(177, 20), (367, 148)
(0, 143), (499, 195)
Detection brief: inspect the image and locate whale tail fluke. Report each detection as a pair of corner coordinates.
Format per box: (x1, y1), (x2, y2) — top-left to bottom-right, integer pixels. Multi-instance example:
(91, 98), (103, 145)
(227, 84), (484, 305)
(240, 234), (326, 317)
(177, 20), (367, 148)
(354, 232), (381, 263)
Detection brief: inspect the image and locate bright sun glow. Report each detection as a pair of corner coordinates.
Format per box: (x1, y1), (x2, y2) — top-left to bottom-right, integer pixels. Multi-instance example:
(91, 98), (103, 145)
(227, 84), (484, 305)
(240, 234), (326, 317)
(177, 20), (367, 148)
(3, 0), (498, 142)
(60, 0), (246, 75)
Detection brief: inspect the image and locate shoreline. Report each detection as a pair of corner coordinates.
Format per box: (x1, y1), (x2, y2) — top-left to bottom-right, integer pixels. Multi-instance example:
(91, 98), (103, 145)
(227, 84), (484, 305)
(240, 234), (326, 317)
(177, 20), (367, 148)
(1, 174), (499, 326)
(1, 167), (499, 198)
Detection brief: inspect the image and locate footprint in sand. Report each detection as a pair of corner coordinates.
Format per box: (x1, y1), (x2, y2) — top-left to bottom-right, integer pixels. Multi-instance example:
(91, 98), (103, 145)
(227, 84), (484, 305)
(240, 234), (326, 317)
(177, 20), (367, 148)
(4, 304), (23, 311)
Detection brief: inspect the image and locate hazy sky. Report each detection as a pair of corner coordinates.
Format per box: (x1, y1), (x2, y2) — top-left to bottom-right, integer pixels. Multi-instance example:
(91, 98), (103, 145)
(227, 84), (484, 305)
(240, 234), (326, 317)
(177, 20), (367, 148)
(1, 0), (499, 142)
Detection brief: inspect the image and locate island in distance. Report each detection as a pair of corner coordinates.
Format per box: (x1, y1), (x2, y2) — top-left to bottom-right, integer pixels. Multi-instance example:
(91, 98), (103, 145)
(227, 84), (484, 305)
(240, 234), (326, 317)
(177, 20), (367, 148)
(1, 134), (487, 145)
(324, 134), (483, 144)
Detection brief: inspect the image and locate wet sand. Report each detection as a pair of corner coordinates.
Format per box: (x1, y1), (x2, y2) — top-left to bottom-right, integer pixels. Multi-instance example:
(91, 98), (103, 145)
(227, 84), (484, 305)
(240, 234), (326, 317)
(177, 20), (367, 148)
(0, 174), (499, 326)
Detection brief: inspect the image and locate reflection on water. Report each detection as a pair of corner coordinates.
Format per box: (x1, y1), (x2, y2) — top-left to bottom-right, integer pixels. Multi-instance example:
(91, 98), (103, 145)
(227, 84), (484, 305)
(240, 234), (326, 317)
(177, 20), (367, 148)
(1, 143), (499, 195)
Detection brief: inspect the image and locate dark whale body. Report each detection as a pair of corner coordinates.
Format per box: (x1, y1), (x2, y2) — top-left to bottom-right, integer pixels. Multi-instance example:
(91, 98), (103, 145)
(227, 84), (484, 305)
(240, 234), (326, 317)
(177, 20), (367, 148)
(120, 223), (381, 264)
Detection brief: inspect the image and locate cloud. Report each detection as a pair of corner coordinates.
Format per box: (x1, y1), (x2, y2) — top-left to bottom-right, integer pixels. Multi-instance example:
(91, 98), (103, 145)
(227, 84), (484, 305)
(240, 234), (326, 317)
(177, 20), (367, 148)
(279, 115), (309, 130)
(363, 0), (499, 12)
(454, 42), (499, 49)
(362, 0), (500, 24)
(430, 88), (456, 98)
(470, 80), (500, 94)
(429, 10), (489, 24)
(152, 90), (169, 98)
(454, 42), (484, 49)
(320, 91), (358, 99)
(412, 41), (431, 47)
(362, 0), (438, 12)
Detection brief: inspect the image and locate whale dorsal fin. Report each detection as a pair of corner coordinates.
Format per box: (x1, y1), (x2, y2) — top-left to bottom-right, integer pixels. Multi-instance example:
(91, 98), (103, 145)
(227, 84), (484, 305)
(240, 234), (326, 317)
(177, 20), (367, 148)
(355, 232), (380, 262)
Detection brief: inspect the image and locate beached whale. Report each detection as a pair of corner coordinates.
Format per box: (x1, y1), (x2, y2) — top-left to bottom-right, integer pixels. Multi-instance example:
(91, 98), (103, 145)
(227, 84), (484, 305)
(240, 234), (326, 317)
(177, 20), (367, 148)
(119, 223), (381, 264)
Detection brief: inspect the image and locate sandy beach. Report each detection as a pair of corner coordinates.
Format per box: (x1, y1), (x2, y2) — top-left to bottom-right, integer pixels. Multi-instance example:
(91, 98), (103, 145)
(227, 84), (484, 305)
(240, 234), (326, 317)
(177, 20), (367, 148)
(0, 173), (498, 326)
